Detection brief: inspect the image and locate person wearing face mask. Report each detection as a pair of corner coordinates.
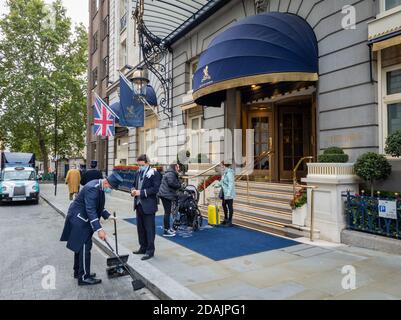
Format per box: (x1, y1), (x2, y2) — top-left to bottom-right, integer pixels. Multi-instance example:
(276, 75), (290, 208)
(158, 163), (182, 237)
(60, 172), (123, 286)
(130, 154), (162, 260)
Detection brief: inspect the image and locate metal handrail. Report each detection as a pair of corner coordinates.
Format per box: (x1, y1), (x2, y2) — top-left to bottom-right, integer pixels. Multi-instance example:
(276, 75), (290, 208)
(293, 156), (313, 201)
(235, 150), (274, 182)
(182, 161), (223, 204)
(236, 150), (274, 204)
(181, 161), (223, 180)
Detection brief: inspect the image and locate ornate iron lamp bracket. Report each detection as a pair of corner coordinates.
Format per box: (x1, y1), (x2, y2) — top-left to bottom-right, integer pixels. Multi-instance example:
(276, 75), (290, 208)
(132, 2), (173, 123)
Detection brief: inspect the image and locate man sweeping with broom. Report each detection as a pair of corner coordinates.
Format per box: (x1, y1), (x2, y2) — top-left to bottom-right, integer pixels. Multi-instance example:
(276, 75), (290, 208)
(60, 173), (123, 286)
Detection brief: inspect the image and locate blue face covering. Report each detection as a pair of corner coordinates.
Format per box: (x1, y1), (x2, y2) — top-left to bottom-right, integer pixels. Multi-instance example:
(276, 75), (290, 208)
(104, 187), (112, 194)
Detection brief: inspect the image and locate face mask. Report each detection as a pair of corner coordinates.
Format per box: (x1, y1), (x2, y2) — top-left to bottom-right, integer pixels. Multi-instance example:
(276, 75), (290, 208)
(104, 187), (112, 194)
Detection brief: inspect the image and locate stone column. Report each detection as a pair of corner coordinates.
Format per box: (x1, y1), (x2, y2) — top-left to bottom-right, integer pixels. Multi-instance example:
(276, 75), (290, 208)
(108, 135), (115, 174)
(225, 89), (242, 169)
(128, 128), (137, 164)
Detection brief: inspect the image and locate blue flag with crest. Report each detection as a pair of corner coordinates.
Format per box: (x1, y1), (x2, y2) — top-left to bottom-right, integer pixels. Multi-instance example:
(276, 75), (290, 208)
(119, 73), (145, 127)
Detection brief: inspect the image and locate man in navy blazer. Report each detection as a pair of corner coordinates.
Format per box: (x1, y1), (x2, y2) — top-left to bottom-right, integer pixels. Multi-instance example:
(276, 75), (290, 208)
(60, 173), (123, 285)
(131, 154), (161, 260)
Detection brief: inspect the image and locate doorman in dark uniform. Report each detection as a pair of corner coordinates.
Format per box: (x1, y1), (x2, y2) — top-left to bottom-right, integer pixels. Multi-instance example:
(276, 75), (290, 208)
(80, 160), (103, 186)
(60, 173), (123, 286)
(131, 154), (161, 260)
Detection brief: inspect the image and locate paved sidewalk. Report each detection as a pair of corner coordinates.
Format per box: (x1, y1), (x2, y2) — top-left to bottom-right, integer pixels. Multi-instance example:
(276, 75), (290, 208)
(0, 199), (157, 300)
(41, 183), (401, 300)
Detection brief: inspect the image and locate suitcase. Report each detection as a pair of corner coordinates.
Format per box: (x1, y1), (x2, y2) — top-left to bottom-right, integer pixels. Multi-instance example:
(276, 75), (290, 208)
(208, 205), (221, 225)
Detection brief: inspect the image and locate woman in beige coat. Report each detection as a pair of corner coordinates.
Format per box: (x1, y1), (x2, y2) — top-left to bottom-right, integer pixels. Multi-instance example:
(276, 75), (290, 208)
(65, 165), (81, 200)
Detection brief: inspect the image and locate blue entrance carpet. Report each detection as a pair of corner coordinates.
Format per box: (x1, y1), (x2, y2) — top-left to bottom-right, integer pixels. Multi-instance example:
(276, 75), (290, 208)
(124, 215), (299, 261)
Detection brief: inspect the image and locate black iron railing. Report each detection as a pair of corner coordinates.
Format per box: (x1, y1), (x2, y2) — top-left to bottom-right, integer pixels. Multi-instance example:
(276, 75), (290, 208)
(343, 191), (401, 239)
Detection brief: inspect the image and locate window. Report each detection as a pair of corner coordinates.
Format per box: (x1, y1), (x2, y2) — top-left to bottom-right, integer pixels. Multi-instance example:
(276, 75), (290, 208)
(385, 0), (401, 10)
(382, 65), (401, 152)
(102, 56), (109, 80)
(92, 32), (98, 53)
(120, 12), (127, 32)
(188, 59), (198, 91)
(102, 16), (109, 39)
(119, 40), (127, 69)
(138, 116), (158, 162)
(387, 69), (401, 95)
(94, 0), (100, 12)
(388, 103), (401, 134)
(189, 115), (203, 162)
(92, 0), (100, 17)
(92, 68), (98, 88)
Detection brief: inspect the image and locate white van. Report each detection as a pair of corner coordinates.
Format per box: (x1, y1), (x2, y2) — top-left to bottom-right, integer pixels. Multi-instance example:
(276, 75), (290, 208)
(0, 167), (40, 204)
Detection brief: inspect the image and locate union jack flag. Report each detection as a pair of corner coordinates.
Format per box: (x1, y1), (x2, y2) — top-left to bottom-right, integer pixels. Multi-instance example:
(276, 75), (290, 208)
(93, 96), (115, 137)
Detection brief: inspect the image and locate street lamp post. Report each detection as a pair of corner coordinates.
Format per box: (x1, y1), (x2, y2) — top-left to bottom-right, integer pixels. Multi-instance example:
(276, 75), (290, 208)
(54, 99), (59, 196)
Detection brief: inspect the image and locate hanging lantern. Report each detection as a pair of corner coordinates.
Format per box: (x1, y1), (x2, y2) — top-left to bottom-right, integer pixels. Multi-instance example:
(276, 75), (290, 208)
(130, 67), (149, 97)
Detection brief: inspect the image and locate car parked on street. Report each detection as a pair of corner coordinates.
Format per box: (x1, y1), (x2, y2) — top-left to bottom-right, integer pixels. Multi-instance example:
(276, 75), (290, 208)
(0, 167), (40, 205)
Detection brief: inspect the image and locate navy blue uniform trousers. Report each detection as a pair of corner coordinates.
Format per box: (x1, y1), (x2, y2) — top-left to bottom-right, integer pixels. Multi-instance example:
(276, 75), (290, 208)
(73, 239), (92, 280)
(136, 203), (156, 256)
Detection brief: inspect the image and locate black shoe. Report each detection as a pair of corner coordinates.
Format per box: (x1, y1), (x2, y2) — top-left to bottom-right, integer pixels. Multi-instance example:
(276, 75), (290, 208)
(141, 254), (154, 261)
(226, 221), (233, 227)
(78, 277), (102, 286)
(74, 272), (96, 279)
(221, 219), (228, 225)
(133, 249), (146, 255)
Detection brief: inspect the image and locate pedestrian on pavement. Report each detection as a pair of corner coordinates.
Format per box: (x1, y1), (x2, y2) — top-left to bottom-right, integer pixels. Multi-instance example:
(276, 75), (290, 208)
(80, 160), (103, 186)
(131, 154), (162, 261)
(65, 165), (81, 201)
(158, 163), (182, 237)
(60, 173), (123, 286)
(216, 162), (236, 227)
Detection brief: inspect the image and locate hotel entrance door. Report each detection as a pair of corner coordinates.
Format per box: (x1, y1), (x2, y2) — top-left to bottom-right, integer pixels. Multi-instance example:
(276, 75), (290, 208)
(278, 102), (311, 181)
(248, 111), (274, 180)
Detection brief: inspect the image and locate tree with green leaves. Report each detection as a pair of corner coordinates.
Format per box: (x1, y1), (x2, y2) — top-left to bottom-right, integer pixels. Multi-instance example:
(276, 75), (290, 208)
(385, 130), (401, 158)
(0, 0), (88, 173)
(354, 152), (392, 196)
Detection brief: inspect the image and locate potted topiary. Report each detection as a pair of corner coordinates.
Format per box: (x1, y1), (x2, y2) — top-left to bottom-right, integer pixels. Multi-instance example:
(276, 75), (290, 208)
(354, 152), (392, 196)
(385, 130), (401, 158)
(318, 147), (349, 163)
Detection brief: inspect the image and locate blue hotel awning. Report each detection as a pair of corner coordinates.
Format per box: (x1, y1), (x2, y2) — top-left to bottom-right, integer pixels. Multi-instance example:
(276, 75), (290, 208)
(193, 12), (319, 106)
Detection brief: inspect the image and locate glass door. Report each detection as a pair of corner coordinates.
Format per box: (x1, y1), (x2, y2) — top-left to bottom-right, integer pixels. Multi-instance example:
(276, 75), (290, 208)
(279, 106), (310, 181)
(248, 111), (274, 180)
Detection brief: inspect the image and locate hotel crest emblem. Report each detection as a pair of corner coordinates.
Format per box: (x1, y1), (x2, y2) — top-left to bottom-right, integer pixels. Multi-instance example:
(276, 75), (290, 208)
(201, 65), (211, 83)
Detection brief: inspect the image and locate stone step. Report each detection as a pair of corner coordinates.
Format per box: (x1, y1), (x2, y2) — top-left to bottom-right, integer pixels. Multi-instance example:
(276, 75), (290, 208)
(235, 188), (294, 202)
(210, 195), (293, 214)
(234, 195), (293, 213)
(199, 205), (300, 238)
(199, 205), (320, 239)
(204, 201), (292, 223)
(235, 181), (301, 193)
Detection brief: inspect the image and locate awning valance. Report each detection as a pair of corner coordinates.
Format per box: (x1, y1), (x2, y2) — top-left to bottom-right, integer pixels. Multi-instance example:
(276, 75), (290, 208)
(369, 30), (401, 52)
(192, 12), (319, 106)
